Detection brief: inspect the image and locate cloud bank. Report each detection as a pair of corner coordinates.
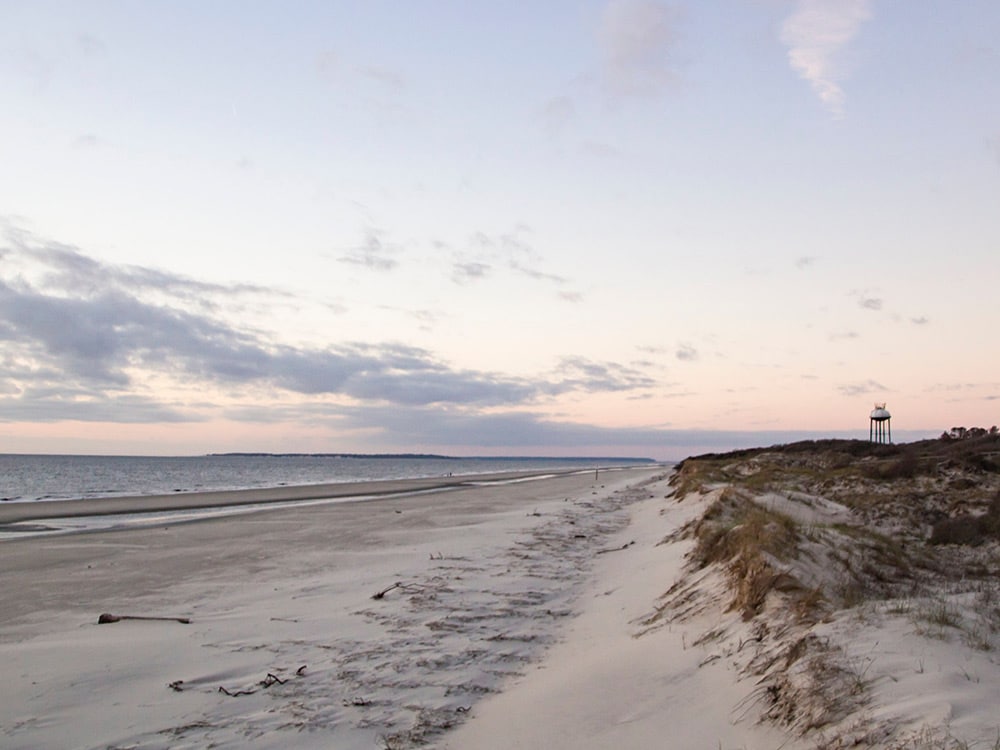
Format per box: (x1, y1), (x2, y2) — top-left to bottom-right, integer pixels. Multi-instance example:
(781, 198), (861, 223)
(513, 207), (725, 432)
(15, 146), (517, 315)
(0, 228), (654, 432)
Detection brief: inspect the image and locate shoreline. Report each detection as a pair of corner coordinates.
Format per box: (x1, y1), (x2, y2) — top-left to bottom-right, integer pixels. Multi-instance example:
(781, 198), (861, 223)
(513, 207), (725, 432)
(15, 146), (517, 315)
(0, 465), (654, 526)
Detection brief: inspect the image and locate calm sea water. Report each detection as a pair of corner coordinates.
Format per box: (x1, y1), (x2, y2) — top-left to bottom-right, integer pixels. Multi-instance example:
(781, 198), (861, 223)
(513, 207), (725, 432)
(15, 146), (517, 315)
(0, 454), (652, 503)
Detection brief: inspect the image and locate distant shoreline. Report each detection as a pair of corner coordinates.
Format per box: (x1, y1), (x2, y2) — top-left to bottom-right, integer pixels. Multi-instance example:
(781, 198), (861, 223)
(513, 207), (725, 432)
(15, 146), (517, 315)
(0, 452), (657, 461)
(206, 452), (657, 462)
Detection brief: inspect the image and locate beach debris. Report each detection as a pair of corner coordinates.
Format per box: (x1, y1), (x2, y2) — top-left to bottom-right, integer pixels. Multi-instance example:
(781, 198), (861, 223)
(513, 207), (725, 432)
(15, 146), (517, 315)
(217, 668), (301, 697)
(260, 672), (287, 687)
(218, 686), (256, 697)
(595, 540), (635, 555)
(372, 582), (404, 599)
(371, 581), (432, 600)
(429, 552), (468, 561)
(97, 613), (191, 625)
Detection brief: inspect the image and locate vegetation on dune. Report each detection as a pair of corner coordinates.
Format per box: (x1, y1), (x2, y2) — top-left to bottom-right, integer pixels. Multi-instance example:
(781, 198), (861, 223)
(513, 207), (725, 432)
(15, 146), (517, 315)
(688, 488), (802, 620)
(655, 430), (1000, 747)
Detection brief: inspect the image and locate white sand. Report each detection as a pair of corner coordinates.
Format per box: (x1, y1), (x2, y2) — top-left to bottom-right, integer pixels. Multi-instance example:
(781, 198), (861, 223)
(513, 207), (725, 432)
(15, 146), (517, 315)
(446, 483), (795, 750)
(451, 484), (1000, 750)
(4, 467), (997, 749)
(0, 467), (663, 749)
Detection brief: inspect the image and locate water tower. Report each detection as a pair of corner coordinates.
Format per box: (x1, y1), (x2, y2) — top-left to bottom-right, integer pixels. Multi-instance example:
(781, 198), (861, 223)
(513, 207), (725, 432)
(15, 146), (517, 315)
(870, 403), (891, 444)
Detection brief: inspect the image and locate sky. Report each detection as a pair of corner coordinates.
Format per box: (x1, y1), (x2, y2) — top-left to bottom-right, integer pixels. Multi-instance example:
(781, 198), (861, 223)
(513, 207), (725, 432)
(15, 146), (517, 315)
(1, 0), (998, 459)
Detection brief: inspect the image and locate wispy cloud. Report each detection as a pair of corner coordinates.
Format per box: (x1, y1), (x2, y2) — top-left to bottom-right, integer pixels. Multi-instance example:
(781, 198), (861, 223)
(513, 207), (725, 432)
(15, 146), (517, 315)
(315, 51), (404, 94)
(598, 0), (681, 97)
(829, 330), (859, 341)
(553, 357), (657, 393)
(77, 34), (106, 57)
(451, 261), (492, 284)
(4, 224), (278, 307)
(377, 305), (444, 332)
(838, 379), (888, 397)
(509, 261), (567, 285)
(780, 0), (872, 117)
(337, 228), (399, 271)
(852, 289), (882, 311)
(451, 228), (569, 289)
(358, 65), (405, 92)
(675, 344), (698, 362)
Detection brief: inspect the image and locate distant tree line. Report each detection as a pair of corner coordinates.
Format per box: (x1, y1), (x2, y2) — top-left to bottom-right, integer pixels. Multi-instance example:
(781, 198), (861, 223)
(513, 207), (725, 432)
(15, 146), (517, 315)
(940, 426), (1000, 441)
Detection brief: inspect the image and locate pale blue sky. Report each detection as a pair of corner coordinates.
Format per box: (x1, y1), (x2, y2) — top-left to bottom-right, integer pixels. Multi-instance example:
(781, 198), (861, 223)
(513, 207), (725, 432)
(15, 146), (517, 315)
(1, 1), (998, 457)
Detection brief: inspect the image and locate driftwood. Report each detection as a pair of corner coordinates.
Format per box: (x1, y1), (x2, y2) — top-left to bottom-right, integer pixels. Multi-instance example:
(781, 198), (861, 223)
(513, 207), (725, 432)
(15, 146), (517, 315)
(372, 582), (404, 599)
(98, 613), (191, 625)
(371, 581), (436, 600)
(595, 540), (635, 555)
(217, 668), (305, 697)
(218, 686), (256, 697)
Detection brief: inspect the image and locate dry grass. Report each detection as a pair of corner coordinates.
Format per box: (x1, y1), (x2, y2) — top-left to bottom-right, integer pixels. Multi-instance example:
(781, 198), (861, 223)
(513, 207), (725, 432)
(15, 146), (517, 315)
(687, 488), (802, 620)
(930, 492), (1000, 546)
(662, 434), (1000, 747)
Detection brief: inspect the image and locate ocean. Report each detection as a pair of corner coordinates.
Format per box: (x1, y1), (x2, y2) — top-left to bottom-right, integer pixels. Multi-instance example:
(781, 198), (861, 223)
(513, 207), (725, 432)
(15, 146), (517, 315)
(0, 453), (653, 504)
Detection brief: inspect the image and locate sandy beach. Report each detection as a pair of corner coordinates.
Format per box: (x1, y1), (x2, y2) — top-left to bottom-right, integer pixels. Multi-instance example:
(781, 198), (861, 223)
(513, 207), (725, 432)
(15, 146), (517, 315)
(0, 466), (665, 749)
(449, 441), (1000, 750)
(4, 449), (998, 750)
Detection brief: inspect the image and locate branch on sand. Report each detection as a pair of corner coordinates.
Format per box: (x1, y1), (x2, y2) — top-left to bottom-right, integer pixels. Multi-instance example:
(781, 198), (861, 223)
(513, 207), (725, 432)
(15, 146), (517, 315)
(371, 581), (433, 600)
(596, 540), (635, 555)
(97, 613), (191, 625)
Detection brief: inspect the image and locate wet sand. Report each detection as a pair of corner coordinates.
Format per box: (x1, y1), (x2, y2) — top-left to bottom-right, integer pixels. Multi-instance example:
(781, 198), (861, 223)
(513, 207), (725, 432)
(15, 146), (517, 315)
(0, 468), (591, 524)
